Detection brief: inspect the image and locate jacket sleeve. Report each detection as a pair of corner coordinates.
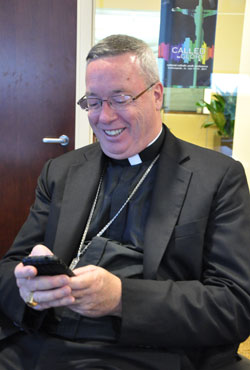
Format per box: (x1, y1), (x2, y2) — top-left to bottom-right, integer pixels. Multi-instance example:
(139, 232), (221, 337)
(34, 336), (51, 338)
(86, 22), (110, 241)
(120, 160), (250, 348)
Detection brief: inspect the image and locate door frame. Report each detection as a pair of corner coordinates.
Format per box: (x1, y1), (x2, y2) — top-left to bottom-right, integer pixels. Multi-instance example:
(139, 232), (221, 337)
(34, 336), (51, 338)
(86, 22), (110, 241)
(75, 0), (95, 149)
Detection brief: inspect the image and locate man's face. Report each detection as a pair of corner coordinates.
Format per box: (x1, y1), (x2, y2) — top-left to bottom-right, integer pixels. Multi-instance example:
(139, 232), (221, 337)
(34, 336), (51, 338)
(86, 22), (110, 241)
(85, 53), (163, 159)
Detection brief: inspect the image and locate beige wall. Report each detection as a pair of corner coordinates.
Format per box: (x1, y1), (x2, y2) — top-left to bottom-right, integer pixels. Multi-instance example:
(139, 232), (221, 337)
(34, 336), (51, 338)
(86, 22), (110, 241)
(96, 0), (160, 11)
(162, 112), (218, 150)
(232, 0), (250, 184)
(213, 0), (245, 73)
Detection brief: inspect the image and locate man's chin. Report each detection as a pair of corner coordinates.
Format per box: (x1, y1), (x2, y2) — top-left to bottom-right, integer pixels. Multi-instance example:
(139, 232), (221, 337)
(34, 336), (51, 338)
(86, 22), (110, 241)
(101, 146), (132, 160)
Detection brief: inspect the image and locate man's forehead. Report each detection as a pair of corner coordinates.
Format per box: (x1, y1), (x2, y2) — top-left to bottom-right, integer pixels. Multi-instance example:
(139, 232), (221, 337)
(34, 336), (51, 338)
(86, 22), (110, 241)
(85, 86), (130, 96)
(86, 53), (141, 79)
(85, 55), (145, 95)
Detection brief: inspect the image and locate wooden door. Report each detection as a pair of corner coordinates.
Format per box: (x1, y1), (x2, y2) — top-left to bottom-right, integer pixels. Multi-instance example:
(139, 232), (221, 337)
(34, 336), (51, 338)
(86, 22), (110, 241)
(0, 0), (77, 257)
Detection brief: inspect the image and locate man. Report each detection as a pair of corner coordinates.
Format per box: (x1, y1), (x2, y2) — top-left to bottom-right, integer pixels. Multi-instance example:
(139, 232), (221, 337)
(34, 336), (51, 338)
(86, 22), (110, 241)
(0, 34), (250, 370)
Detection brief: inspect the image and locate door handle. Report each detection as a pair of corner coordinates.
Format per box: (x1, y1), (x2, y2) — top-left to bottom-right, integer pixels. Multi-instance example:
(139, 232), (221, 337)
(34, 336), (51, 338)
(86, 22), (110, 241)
(42, 135), (69, 146)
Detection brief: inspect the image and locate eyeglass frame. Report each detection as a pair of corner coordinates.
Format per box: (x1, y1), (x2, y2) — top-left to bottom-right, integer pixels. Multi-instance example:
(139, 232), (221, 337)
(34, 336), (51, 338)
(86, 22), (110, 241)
(77, 81), (158, 112)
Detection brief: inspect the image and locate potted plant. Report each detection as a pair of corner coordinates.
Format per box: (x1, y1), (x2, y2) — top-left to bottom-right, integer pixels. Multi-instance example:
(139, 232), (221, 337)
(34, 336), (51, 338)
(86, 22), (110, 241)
(196, 92), (236, 153)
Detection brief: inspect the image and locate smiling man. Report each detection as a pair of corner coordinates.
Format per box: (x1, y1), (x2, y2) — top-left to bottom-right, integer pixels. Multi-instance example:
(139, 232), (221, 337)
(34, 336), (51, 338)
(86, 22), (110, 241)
(1, 35), (250, 370)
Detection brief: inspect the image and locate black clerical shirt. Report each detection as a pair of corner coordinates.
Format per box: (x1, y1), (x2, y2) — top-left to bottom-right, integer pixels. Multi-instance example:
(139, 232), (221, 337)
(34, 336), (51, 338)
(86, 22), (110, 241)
(86, 126), (165, 250)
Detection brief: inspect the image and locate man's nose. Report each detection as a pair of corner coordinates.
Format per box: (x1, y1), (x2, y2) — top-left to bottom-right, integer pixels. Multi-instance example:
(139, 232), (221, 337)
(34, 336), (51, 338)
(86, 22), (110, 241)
(98, 101), (118, 122)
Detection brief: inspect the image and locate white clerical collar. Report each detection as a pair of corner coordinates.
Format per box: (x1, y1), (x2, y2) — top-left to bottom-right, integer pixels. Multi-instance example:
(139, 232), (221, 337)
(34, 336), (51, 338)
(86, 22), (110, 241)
(128, 154), (142, 165)
(128, 127), (163, 166)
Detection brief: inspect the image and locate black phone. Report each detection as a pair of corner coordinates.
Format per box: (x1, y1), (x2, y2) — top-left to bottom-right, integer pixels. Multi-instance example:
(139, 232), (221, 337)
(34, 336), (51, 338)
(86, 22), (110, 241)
(22, 255), (75, 277)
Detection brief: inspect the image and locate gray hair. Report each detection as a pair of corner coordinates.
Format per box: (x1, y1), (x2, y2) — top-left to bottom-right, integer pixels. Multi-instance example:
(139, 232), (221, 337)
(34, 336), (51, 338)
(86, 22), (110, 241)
(86, 34), (159, 85)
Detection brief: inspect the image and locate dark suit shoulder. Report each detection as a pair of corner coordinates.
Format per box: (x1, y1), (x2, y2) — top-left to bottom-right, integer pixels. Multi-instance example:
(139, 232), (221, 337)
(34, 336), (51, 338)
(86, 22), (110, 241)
(50, 142), (102, 166)
(36, 142), (103, 197)
(41, 142), (102, 175)
(166, 129), (242, 172)
(182, 140), (245, 180)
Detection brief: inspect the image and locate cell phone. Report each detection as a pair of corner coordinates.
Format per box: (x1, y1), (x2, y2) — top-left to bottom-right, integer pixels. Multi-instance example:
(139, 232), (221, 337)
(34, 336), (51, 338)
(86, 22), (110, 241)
(22, 255), (75, 277)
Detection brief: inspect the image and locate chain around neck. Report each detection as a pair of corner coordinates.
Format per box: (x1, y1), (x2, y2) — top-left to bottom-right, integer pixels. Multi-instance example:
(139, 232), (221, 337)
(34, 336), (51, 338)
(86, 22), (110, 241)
(69, 154), (160, 270)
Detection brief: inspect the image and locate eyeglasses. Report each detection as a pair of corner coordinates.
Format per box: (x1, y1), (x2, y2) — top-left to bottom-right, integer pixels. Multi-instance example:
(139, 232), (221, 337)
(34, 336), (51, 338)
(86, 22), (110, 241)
(77, 81), (157, 112)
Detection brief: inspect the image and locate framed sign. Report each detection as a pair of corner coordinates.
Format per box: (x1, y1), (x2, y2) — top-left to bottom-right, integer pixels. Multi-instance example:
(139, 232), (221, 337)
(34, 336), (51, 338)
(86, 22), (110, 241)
(158, 0), (218, 88)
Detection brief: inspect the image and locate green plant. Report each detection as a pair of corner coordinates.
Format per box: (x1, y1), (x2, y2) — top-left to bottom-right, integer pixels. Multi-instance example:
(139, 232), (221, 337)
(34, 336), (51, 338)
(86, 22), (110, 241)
(196, 92), (236, 138)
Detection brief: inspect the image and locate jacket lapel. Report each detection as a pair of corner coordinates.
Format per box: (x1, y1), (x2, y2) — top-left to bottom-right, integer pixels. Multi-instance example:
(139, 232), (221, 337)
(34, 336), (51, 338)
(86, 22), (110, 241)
(53, 147), (105, 264)
(144, 130), (193, 279)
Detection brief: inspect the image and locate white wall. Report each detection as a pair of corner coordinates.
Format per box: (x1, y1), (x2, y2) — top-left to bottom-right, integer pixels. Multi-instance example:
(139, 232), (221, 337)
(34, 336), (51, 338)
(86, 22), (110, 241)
(75, 0), (94, 149)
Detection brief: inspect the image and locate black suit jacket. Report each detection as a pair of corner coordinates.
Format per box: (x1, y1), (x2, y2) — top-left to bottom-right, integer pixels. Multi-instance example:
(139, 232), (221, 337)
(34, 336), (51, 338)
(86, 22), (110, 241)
(1, 128), (250, 367)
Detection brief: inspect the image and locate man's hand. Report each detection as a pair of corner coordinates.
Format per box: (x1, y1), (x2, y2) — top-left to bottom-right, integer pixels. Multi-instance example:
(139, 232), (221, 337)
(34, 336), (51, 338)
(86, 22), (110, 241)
(14, 245), (74, 310)
(68, 265), (122, 318)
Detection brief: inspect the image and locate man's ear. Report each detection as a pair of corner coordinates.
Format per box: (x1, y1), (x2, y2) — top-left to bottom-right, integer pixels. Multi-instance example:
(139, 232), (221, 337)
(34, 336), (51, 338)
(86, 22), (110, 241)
(153, 82), (164, 111)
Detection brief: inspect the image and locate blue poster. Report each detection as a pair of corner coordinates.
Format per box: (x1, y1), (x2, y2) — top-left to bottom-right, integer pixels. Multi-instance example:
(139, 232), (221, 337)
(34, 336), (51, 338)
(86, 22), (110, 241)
(158, 0), (218, 88)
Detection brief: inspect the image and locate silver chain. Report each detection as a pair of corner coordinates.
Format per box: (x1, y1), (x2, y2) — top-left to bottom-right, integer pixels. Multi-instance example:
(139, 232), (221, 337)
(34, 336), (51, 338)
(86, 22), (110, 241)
(69, 154), (160, 270)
